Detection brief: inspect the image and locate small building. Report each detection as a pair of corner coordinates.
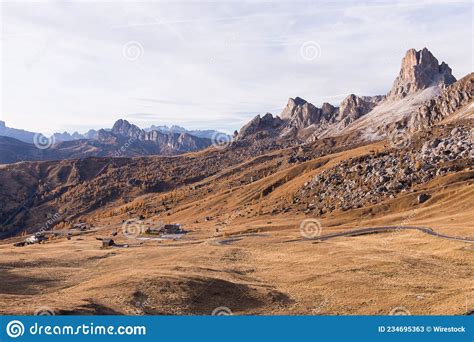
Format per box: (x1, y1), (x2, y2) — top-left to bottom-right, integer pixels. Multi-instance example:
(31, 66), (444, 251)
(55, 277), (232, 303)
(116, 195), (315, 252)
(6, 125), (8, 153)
(102, 239), (115, 247)
(163, 224), (182, 234)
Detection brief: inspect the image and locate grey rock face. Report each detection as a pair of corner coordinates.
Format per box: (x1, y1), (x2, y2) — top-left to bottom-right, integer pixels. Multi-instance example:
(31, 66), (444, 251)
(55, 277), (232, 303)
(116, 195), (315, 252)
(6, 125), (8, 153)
(108, 119), (212, 153)
(408, 73), (472, 131)
(280, 97), (337, 129)
(336, 94), (383, 127)
(237, 113), (283, 140)
(387, 48), (456, 100)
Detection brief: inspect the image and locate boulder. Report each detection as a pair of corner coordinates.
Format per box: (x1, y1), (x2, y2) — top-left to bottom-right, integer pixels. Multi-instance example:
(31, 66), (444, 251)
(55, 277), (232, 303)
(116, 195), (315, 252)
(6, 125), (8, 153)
(417, 193), (430, 204)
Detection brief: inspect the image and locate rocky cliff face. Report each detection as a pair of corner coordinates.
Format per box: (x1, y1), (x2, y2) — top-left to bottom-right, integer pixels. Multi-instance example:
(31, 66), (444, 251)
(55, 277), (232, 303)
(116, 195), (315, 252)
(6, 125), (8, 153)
(407, 73), (473, 131)
(387, 48), (456, 100)
(218, 48), (466, 146)
(237, 113), (283, 140)
(111, 119), (143, 138)
(335, 94), (384, 128)
(280, 97), (338, 130)
(100, 119), (212, 154)
(237, 93), (384, 142)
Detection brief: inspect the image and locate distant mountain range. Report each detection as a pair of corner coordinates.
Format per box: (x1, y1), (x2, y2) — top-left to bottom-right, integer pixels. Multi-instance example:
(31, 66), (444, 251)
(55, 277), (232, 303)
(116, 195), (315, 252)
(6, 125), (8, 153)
(145, 125), (224, 140)
(0, 120), (223, 144)
(0, 119), (218, 163)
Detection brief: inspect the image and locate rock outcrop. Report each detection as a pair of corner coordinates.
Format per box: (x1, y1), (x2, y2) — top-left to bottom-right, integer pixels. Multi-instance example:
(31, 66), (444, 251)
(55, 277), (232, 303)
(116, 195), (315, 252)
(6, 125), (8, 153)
(335, 94), (384, 128)
(387, 48), (456, 100)
(280, 97), (338, 130)
(237, 93), (387, 143)
(100, 119), (212, 154)
(407, 73), (473, 131)
(237, 113), (283, 140)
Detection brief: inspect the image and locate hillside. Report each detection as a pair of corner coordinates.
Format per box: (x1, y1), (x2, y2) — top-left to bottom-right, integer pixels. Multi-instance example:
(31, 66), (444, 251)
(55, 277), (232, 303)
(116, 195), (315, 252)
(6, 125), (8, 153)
(0, 47), (472, 316)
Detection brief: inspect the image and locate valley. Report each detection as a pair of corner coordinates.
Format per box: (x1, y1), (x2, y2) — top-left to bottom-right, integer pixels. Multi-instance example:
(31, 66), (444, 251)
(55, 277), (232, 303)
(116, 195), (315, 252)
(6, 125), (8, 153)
(0, 48), (472, 316)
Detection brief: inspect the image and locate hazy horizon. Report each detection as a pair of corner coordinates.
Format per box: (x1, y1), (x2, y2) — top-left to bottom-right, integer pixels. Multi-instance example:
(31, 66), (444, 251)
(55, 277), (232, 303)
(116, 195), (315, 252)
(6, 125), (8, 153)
(1, 0), (472, 135)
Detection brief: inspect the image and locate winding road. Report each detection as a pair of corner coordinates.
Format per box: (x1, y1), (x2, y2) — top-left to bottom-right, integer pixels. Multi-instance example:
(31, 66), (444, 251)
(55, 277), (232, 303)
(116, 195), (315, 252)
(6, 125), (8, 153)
(308, 226), (474, 243)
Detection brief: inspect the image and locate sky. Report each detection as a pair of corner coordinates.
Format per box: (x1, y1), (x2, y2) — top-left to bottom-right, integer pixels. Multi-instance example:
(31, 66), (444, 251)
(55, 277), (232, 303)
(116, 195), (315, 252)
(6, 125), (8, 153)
(0, 0), (472, 135)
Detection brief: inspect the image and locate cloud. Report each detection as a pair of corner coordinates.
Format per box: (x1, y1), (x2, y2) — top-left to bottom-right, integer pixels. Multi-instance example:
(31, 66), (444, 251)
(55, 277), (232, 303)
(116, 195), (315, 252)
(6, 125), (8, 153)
(0, 0), (472, 134)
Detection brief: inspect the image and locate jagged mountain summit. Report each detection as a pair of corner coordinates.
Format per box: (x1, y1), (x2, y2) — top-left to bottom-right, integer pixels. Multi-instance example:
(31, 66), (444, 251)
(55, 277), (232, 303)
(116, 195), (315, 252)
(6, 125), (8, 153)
(387, 47), (456, 100)
(236, 47), (470, 143)
(97, 119), (212, 154)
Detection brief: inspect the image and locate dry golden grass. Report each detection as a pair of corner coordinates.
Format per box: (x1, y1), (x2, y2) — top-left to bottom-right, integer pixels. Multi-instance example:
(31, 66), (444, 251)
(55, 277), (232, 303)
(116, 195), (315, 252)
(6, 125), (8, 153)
(0, 142), (472, 315)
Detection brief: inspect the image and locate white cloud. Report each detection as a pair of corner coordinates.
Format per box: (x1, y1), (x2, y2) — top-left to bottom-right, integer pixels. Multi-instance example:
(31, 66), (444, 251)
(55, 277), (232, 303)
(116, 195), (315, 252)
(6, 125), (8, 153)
(0, 0), (472, 134)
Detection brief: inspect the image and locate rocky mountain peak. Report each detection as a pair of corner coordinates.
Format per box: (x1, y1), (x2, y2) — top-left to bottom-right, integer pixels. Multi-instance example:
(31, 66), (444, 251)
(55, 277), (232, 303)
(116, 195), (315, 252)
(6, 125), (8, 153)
(111, 119), (142, 138)
(332, 94), (383, 128)
(321, 102), (336, 116)
(236, 113), (283, 140)
(292, 97), (308, 106)
(387, 48), (456, 100)
(280, 97), (309, 119)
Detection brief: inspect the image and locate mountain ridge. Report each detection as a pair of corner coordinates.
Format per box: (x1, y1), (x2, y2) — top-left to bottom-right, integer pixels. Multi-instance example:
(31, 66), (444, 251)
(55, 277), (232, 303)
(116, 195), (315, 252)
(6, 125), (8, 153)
(0, 119), (214, 163)
(1, 48), (471, 165)
(0, 120), (225, 144)
(236, 47), (468, 143)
